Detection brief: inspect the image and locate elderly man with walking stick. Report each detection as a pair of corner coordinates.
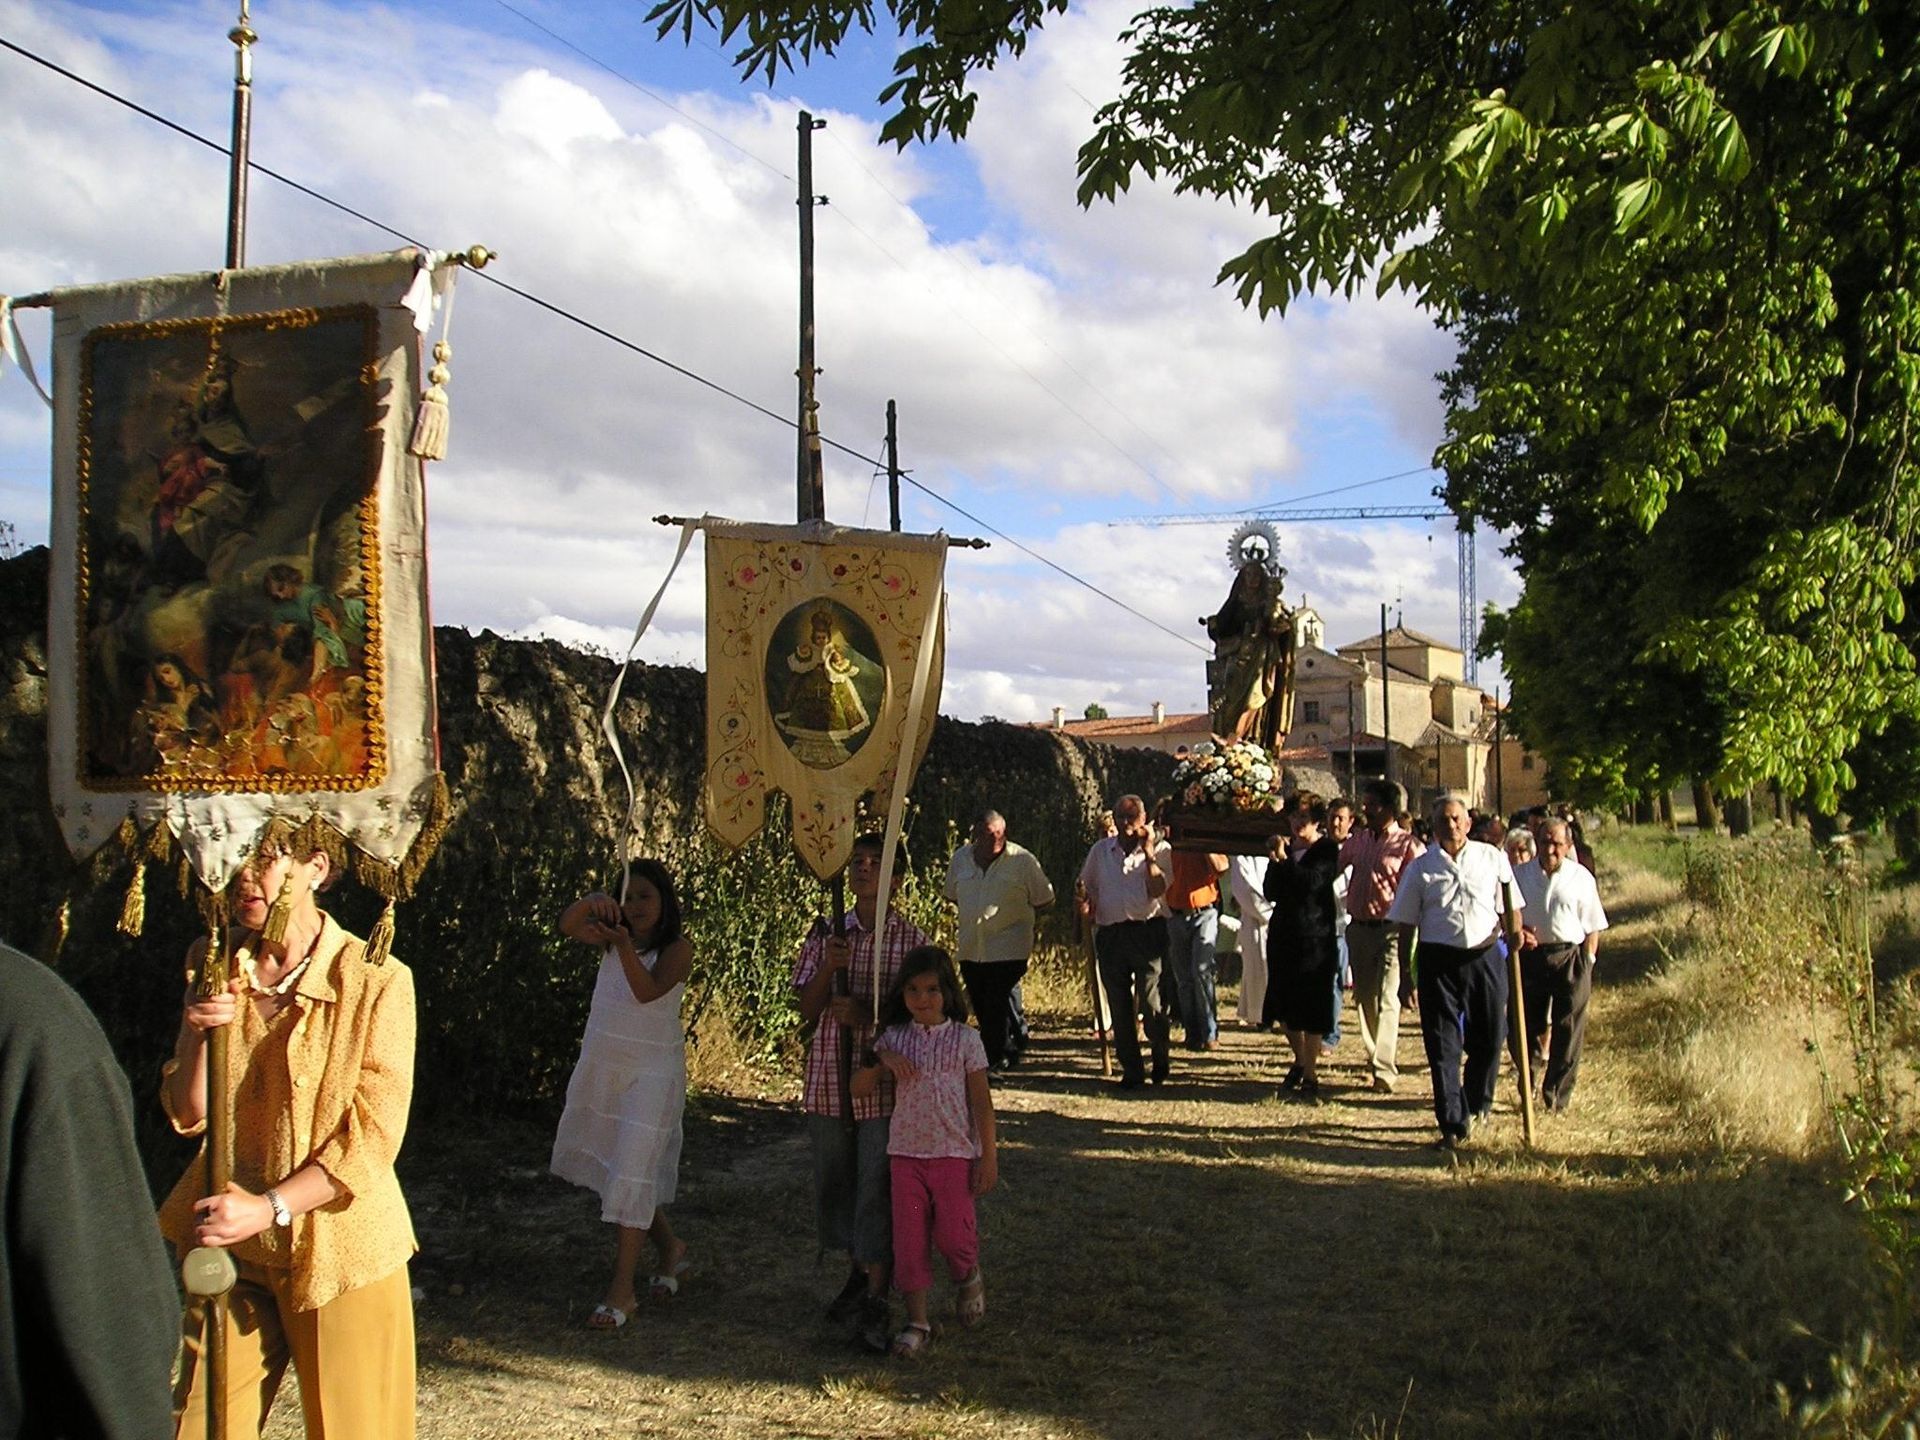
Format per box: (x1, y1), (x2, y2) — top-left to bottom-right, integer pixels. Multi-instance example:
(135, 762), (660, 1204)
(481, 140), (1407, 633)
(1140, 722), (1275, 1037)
(1511, 819), (1609, 1113)
(1385, 795), (1524, 1149)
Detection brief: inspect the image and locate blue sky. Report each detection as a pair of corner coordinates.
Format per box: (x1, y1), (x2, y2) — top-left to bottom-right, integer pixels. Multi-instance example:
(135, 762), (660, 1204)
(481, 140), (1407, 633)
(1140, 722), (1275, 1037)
(0, 0), (1509, 720)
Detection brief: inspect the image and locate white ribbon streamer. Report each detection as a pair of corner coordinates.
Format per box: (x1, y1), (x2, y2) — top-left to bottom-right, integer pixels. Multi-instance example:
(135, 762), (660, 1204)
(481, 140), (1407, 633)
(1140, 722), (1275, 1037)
(0, 297), (52, 409)
(601, 518), (700, 900)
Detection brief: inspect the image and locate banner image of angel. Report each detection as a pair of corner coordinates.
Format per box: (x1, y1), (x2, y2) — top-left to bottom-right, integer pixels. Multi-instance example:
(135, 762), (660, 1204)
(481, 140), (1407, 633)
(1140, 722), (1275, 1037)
(77, 306), (379, 789)
(766, 599), (884, 769)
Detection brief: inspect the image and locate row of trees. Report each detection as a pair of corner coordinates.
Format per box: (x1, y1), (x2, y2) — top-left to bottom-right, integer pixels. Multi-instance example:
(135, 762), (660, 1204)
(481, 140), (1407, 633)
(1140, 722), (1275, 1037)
(652, 0), (1920, 823)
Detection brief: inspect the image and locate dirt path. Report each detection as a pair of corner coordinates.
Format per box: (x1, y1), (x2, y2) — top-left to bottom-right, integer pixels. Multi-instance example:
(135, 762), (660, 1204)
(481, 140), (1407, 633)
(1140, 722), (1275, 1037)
(350, 871), (1861, 1440)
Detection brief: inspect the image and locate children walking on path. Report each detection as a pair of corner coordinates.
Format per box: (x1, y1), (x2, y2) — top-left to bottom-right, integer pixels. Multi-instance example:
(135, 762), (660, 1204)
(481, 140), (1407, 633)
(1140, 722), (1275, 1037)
(792, 833), (928, 1351)
(550, 860), (693, 1330)
(854, 945), (998, 1359)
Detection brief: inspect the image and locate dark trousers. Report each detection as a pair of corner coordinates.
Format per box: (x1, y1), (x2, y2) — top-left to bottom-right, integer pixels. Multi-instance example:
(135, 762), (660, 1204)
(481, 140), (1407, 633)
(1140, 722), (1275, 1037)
(960, 958), (1030, 1067)
(1096, 919), (1171, 1084)
(1416, 941), (1508, 1138)
(1512, 943), (1592, 1110)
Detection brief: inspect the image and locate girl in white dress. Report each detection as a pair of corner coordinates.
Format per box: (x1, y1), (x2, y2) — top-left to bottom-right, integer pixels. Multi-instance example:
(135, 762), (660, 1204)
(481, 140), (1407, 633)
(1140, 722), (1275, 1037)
(550, 859), (692, 1329)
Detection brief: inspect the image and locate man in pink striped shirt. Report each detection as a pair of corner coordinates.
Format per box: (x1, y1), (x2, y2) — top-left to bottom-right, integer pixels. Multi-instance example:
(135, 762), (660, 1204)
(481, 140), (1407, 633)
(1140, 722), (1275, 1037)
(1338, 779), (1424, 1093)
(791, 834), (929, 1350)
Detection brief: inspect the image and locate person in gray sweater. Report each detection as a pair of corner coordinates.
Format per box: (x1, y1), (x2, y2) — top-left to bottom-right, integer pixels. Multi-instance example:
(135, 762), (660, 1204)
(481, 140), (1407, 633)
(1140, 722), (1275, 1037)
(0, 940), (178, 1440)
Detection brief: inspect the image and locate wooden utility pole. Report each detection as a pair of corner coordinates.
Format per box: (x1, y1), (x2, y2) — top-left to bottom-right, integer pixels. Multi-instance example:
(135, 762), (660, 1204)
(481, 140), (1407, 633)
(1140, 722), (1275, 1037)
(1379, 604), (1393, 789)
(796, 110), (827, 523)
(1493, 686), (1505, 816)
(1345, 680), (1356, 787)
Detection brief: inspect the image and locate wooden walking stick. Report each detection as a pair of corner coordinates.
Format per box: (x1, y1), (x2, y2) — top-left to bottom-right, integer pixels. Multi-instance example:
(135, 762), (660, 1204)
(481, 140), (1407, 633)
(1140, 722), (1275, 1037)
(178, 926), (239, 1440)
(1502, 879), (1536, 1149)
(1077, 884), (1111, 1077)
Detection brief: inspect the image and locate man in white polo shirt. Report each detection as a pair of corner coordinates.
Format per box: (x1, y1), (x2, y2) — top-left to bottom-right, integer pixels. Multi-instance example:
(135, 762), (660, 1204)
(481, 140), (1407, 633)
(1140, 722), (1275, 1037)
(1512, 818), (1608, 1112)
(1386, 794), (1522, 1147)
(946, 809), (1056, 1073)
(1078, 793), (1173, 1090)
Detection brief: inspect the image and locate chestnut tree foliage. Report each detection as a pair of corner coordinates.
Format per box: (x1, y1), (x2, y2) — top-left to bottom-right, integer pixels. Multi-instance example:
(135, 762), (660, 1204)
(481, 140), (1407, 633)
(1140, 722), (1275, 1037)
(651, 0), (1920, 809)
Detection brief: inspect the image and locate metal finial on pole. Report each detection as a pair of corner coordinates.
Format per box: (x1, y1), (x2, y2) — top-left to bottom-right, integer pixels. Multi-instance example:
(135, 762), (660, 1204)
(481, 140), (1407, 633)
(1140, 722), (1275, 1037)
(224, 2), (257, 270)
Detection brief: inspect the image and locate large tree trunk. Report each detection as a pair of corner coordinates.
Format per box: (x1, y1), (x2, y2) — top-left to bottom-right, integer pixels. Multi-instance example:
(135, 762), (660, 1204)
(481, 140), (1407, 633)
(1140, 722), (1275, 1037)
(1805, 801), (1840, 845)
(1658, 789), (1676, 829)
(1724, 790), (1753, 837)
(1632, 793), (1656, 825)
(1690, 779), (1722, 832)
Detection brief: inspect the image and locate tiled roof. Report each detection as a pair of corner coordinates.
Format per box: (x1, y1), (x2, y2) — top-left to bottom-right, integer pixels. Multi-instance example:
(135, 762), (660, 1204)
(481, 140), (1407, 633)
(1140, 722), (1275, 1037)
(1037, 712), (1212, 738)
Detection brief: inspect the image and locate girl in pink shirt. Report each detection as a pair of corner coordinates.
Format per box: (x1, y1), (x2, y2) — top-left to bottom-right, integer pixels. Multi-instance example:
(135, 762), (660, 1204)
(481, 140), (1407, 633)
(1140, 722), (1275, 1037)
(852, 945), (998, 1358)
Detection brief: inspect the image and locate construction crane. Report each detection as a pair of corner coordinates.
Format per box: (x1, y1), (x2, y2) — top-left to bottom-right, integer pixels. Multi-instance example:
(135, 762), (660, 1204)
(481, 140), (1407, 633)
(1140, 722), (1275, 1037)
(1111, 504), (1481, 683)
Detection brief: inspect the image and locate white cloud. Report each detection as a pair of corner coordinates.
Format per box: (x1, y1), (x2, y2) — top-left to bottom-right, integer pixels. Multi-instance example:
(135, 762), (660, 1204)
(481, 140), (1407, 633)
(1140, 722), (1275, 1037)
(0, 0), (1512, 725)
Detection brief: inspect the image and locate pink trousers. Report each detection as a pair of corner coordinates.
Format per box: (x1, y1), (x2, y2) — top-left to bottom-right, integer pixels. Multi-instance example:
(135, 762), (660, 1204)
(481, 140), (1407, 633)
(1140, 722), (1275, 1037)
(889, 1155), (978, 1293)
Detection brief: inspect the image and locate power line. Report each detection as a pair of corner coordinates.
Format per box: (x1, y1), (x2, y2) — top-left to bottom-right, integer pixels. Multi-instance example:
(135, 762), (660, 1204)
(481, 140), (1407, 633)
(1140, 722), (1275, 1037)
(487, 0), (791, 181)
(0, 29), (1206, 656)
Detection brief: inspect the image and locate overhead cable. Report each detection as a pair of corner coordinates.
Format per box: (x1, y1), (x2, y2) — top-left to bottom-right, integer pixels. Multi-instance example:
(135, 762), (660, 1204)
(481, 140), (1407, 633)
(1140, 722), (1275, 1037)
(0, 31), (1206, 655)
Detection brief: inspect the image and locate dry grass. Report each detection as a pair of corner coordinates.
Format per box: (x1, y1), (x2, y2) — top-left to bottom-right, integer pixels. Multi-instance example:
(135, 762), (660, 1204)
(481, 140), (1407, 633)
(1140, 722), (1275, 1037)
(259, 835), (1904, 1439)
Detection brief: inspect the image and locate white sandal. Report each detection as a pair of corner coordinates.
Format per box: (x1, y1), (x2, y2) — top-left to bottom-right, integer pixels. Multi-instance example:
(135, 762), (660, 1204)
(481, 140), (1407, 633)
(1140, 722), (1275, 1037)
(955, 1268), (986, 1329)
(891, 1321), (932, 1359)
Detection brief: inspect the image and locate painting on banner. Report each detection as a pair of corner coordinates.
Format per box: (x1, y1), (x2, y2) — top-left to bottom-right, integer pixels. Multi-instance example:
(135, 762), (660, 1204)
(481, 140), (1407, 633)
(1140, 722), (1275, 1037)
(705, 520), (946, 878)
(45, 249), (452, 896)
(76, 307), (380, 788)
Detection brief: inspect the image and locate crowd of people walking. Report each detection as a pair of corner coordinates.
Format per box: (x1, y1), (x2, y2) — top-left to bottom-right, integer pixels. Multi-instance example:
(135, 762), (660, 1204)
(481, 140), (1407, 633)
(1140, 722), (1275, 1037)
(1076, 784), (1608, 1152)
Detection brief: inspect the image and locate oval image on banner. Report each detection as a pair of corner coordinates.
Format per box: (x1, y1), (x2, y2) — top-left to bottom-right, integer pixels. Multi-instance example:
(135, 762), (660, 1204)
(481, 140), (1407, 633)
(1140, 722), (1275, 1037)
(764, 599), (887, 770)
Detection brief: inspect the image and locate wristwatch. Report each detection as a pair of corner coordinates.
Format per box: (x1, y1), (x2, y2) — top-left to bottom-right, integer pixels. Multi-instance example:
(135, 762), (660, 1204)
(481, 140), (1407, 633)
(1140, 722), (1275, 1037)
(265, 1188), (293, 1228)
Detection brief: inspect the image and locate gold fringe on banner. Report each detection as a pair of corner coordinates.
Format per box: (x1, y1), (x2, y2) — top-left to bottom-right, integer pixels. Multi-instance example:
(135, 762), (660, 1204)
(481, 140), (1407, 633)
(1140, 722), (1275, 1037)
(397, 773), (453, 900)
(117, 857), (147, 938)
(49, 768), (453, 965)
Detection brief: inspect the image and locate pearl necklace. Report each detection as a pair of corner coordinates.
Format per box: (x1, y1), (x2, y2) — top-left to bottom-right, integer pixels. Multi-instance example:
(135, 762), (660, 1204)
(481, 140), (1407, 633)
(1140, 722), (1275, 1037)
(244, 930), (321, 997)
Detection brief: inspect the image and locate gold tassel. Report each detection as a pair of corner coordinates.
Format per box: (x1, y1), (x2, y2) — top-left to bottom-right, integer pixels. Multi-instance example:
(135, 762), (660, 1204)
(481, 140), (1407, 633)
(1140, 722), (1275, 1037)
(261, 868), (296, 945)
(41, 893), (72, 964)
(407, 341), (451, 460)
(364, 897), (396, 966)
(117, 858), (148, 938)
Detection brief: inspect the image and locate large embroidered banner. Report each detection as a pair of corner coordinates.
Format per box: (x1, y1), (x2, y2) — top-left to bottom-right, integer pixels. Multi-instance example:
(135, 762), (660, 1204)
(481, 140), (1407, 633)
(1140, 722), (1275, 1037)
(45, 249), (454, 901)
(704, 519), (946, 878)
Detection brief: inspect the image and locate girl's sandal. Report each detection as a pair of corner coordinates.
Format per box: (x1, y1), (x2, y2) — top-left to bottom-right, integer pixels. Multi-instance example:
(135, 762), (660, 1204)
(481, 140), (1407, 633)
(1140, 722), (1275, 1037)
(955, 1269), (987, 1329)
(891, 1322), (932, 1360)
(648, 1255), (692, 1300)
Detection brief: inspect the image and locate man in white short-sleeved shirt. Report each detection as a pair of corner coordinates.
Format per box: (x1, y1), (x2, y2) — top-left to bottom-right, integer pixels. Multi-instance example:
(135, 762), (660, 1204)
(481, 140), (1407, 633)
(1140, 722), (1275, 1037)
(1386, 795), (1522, 1147)
(1512, 819), (1608, 1112)
(946, 809), (1055, 1073)
(1077, 793), (1173, 1090)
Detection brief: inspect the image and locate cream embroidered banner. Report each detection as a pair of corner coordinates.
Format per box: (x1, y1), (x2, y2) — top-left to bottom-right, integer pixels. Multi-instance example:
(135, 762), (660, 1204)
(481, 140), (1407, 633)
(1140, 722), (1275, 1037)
(704, 519), (946, 878)
(44, 249), (454, 898)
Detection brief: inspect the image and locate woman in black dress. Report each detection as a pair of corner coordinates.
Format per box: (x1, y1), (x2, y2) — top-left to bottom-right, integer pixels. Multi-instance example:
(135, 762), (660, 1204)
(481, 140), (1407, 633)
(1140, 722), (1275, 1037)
(1263, 799), (1343, 1100)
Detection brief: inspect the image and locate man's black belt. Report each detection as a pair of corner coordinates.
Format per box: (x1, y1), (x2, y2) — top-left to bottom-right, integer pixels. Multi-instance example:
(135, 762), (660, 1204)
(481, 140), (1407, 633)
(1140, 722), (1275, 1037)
(1350, 918), (1388, 927)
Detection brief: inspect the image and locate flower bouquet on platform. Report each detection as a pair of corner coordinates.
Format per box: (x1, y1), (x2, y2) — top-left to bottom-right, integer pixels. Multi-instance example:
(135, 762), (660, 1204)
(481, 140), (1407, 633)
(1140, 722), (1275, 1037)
(1163, 739), (1291, 855)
